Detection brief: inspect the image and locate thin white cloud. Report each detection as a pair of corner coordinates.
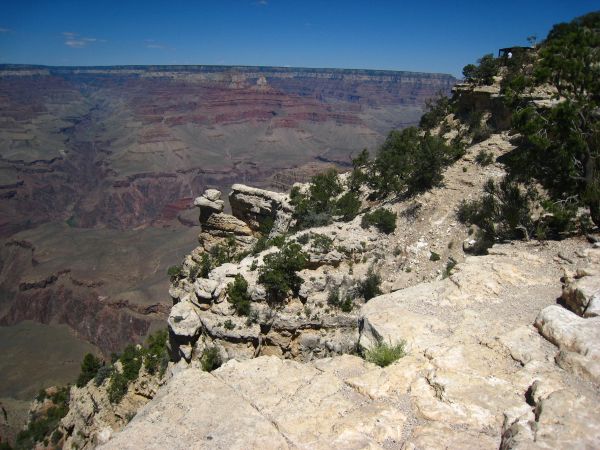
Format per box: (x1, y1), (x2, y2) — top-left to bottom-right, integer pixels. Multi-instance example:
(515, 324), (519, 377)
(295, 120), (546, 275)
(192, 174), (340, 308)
(257, 0), (268, 5)
(62, 32), (105, 48)
(0, 27), (10, 33)
(145, 39), (174, 50)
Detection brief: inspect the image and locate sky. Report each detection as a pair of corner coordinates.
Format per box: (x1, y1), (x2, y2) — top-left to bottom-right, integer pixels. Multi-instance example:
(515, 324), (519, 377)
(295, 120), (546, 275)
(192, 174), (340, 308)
(0, 1), (597, 77)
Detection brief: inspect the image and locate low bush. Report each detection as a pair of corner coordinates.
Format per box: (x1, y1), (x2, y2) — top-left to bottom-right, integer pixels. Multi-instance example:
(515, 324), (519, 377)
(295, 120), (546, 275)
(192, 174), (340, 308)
(311, 233), (333, 253)
(167, 265), (182, 279)
(462, 53), (499, 85)
(358, 269), (382, 301)
(475, 150), (494, 166)
(107, 371), (128, 404)
(327, 287), (354, 312)
(76, 353), (102, 388)
(94, 365), (113, 387)
(457, 178), (535, 249)
(120, 345), (143, 382)
(258, 242), (307, 302)
(227, 274), (252, 316)
(144, 329), (169, 376)
(200, 347), (222, 372)
(15, 388), (70, 449)
(361, 208), (397, 234)
(364, 340), (406, 367)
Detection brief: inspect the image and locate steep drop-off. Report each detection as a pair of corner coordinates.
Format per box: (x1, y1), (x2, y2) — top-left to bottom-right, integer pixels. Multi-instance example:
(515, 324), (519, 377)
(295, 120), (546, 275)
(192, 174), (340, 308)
(0, 65), (455, 428)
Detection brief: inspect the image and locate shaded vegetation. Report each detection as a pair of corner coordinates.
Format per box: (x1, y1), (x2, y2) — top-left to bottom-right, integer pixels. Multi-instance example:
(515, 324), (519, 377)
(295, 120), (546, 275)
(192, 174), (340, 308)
(258, 242), (308, 303)
(227, 274), (252, 316)
(200, 347), (222, 372)
(361, 208), (397, 234)
(358, 269), (382, 301)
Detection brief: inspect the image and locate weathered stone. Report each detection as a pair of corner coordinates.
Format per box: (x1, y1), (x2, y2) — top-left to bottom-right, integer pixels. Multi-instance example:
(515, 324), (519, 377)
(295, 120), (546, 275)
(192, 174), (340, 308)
(229, 183), (291, 233)
(193, 195), (224, 213)
(203, 188), (222, 202)
(99, 366), (289, 450)
(562, 274), (600, 316)
(193, 278), (218, 301)
(203, 213), (253, 236)
(168, 301), (201, 339)
(535, 305), (600, 383)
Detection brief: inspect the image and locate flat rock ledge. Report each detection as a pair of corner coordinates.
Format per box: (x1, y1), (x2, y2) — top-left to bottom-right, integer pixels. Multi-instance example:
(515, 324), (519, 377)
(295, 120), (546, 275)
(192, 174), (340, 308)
(102, 241), (600, 449)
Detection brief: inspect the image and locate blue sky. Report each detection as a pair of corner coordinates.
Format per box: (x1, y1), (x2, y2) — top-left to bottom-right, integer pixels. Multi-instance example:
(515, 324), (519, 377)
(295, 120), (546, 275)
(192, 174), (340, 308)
(0, 1), (597, 76)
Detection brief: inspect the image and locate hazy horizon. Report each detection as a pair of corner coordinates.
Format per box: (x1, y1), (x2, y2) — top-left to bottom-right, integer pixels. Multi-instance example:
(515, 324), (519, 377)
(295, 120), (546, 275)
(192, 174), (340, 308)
(1, 1), (598, 77)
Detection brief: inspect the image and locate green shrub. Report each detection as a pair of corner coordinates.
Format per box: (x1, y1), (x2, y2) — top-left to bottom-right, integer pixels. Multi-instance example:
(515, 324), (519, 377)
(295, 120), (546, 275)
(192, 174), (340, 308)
(94, 365), (113, 387)
(335, 192), (361, 221)
(475, 150), (494, 166)
(291, 169), (358, 229)
(327, 287), (340, 306)
(167, 265), (182, 279)
(457, 178), (534, 247)
(15, 387), (70, 448)
(107, 371), (128, 404)
(296, 233), (310, 245)
(361, 208), (397, 234)
(144, 329), (169, 376)
(366, 127), (461, 198)
(76, 353), (102, 388)
(311, 233), (333, 253)
(227, 274), (252, 316)
(120, 345), (143, 382)
(462, 53), (499, 85)
(200, 347), (222, 372)
(348, 149), (370, 192)
(258, 242), (307, 302)
(429, 251), (440, 261)
(50, 429), (63, 445)
(419, 93), (452, 130)
(358, 269), (382, 301)
(364, 340), (406, 367)
(443, 258), (457, 278)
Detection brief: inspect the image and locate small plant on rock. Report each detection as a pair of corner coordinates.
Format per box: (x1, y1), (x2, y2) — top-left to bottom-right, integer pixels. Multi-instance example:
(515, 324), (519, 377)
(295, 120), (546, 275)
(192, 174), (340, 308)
(200, 347), (222, 372)
(364, 340), (406, 367)
(475, 149), (494, 166)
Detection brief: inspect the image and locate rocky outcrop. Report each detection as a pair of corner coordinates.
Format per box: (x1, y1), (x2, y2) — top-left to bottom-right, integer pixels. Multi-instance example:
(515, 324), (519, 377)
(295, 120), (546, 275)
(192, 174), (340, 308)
(58, 366), (164, 449)
(533, 247), (600, 384)
(102, 239), (600, 449)
(229, 183), (293, 235)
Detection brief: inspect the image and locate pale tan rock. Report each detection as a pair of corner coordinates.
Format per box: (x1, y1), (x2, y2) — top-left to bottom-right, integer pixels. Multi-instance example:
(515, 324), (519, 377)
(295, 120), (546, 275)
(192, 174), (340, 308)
(167, 301), (201, 339)
(99, 367), (289, 450)
(406, 421), (499, 450)
(360, 301), (450, 352)
(203, 212), (252, 236)
(535, 305), (600, 382)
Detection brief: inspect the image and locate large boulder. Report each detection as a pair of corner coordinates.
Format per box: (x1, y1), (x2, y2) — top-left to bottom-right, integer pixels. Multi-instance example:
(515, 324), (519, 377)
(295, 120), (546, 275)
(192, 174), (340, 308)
(229, 184), (292, 235)
(194, 189), (225, 222)
(168, 301), (202, 339)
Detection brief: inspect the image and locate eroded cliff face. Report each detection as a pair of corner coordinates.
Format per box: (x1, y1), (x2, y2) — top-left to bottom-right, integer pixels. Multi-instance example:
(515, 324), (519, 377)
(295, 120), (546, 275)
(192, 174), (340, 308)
(0, 65), (455, 235)
(0, 64), (455, 352)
